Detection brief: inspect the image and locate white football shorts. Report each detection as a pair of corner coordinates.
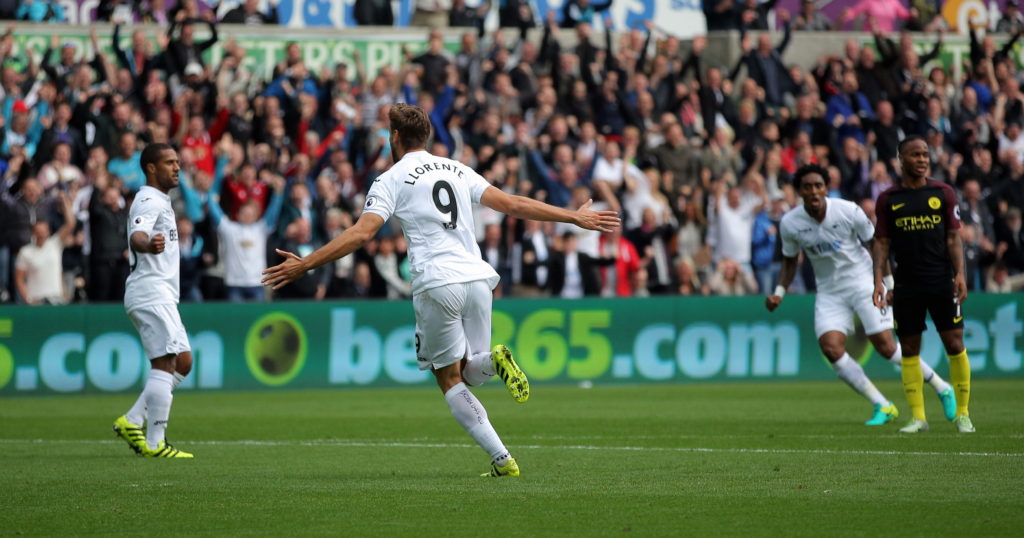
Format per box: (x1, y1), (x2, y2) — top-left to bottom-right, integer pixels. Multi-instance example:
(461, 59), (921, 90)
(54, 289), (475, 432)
(127, 303), (191, 359)
(814, 281), (893, 339)
(413, 279), (494, 371)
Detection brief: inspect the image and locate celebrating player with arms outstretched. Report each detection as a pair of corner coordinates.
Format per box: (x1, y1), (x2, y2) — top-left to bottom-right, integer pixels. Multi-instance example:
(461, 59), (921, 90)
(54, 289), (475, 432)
(767, 165), (955, 425)
(112, 143), (195, 458)
(873, 136), (974, 433)
(263, 104), (620, 476)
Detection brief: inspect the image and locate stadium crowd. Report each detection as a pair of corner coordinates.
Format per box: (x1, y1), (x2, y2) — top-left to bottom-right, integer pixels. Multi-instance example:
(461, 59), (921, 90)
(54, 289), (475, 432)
(3, 0), (1024, 305)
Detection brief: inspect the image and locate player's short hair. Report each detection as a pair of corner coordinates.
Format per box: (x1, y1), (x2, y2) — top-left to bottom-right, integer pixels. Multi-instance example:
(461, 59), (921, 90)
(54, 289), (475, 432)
(897, 135), (926, 156)
(389, 104), (432, 150)
(140, 143), (174, 175)
(793, 163), (829, 190)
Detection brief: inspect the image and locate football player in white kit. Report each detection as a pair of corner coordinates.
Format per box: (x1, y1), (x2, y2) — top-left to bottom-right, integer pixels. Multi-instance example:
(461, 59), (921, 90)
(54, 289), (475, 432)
(264, 104), (620, 477)
(766, 165), (956, 425)
(112, 143), (194, 458)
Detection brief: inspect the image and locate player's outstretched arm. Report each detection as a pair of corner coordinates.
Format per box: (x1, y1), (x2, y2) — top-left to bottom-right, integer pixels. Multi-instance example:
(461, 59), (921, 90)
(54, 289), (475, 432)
(766, 255), (798, 312)
(480, 186), (620, 232)
(262, 212), (385, 290)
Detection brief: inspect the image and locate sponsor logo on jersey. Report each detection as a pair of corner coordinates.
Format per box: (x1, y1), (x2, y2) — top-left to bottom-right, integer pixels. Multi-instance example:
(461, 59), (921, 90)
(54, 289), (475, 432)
(134, 217), (143, 225)
(895, 214), (943, 231)
(928, 197), (942, 210)
(364, 196), (376, 208)
(892, 203), (906, 210)
(807, 240), (842, 255)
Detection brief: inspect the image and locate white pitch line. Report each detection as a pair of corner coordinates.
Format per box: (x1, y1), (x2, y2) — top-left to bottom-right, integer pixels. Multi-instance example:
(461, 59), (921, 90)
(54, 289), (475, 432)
(0, 438), (1020, 458)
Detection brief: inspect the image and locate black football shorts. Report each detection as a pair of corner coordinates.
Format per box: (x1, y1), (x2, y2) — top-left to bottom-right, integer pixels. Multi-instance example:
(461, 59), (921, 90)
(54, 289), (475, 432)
(892, 284), (964, 337)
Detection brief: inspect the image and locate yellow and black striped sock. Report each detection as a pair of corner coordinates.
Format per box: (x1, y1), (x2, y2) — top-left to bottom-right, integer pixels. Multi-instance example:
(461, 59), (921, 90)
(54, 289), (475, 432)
(948, 349), (971, 417)
(901, 356), (926, 421)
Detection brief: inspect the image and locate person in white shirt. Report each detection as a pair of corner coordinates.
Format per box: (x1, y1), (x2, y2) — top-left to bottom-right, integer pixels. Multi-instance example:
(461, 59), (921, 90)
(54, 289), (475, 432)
(707, 183), (763, 273)
(36, 142), (85, 192)
(264, 104), (620, 477)
(14, 191), (76, 305)
(207, 174), (285, 302)
(766, 165), (955, 426)
(112, 143), (194, 459)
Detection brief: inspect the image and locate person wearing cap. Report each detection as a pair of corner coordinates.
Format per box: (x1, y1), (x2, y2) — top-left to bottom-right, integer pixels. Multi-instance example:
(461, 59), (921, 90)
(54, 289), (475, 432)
(2, 100), (41, 159)
(997, 0), (1024, 34)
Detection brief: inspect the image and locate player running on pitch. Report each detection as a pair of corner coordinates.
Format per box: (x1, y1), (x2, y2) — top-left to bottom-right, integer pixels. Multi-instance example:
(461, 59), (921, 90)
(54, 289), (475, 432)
(873, 136), (975, 433)
(263, 104), (620, 477)
(112, 143), (194, 458)
(767, 164), (956, 425)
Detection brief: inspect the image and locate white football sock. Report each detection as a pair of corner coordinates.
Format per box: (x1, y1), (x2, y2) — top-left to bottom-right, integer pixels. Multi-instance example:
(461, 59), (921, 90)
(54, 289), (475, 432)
(885, 343), (950, 394)
(143, 370), (175, 450)
(125, 393), (146, 426)
(462, 351), (495, 386)
(833, 353), (888, 406)
(172, 372), (186, 391)
(444, 382), (508, 461)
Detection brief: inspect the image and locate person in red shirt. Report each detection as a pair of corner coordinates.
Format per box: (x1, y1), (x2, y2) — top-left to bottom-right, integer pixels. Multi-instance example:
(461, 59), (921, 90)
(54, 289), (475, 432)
(222, 163), (270, 220)
(182, 116), (214, 176)
(599, 229), (641, 297)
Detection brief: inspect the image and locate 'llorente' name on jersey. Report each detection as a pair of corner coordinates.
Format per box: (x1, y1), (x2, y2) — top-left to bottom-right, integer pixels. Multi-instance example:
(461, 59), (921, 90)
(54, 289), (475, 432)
(363, 150), (499, 295)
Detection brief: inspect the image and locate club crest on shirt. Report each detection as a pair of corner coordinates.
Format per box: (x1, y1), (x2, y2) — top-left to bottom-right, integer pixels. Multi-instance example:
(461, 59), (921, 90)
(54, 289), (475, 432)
(928, 196), (941, 210)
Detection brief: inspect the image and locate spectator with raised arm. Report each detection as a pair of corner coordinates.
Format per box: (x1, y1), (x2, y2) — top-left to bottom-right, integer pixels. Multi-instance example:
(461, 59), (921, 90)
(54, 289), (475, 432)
(730, 12), (795, 111)
(166, 11), (219, 78)
(14, 190), (75, 305)
(208, 173), (286, 302)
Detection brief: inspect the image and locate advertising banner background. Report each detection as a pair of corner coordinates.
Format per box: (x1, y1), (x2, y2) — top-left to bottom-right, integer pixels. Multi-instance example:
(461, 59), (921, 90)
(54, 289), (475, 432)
(777, 0), (1012, 32)
(2, 294), (1021, 396)
(9, 27), (459, 81)
(57, 0), (706, 35)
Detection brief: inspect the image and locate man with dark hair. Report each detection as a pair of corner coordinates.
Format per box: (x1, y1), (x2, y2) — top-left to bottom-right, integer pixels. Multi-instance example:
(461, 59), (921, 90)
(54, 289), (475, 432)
(88, 173), (130, 302)
(112, 143), (195, 458)
(768, 164), (954, 425)
(264, 103), (620, 477)
(873, 136), (975, 433)
(165, 12), (218, 77)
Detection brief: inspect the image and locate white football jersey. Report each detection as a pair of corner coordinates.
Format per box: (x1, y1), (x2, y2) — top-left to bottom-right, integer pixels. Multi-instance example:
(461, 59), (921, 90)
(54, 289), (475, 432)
(779, 198), (874, 294)
(124, 185), (180, 310)
(363, 150), (499, 294)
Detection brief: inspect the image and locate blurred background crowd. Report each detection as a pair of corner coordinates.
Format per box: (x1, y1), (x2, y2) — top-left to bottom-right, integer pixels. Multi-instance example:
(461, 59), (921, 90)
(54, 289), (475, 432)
(3, 0), (1024, 305)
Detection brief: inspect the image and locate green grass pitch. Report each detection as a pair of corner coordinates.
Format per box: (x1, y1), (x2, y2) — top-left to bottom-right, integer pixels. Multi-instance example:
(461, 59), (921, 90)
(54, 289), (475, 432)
(1, 380), (1022, 536)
